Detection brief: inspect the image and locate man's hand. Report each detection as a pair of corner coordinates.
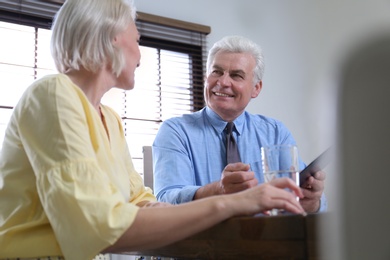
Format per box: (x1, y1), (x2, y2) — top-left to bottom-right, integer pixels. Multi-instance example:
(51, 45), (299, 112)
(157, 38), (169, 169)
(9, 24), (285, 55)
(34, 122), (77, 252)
(300, 170), (326, 213)
(194, 162), (258, 200)
(219, 163), (258, 194)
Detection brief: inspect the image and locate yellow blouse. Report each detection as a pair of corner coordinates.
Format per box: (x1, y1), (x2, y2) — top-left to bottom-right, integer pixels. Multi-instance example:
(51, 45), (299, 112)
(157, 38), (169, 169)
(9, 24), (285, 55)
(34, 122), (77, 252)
(0, 74), (155, 260)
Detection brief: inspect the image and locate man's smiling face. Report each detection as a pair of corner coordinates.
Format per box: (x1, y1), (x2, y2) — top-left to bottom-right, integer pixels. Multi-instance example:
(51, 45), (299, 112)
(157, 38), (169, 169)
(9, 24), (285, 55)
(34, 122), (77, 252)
(204, 51), (262, 121)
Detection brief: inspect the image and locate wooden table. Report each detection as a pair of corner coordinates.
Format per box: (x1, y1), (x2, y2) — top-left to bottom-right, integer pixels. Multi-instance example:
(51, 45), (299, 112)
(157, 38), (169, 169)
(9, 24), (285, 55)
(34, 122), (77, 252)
(123, 213), (324, 260)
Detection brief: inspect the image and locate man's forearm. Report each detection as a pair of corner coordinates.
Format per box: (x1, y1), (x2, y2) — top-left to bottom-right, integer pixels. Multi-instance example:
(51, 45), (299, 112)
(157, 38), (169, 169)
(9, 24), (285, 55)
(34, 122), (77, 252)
(193, 181), (223, 200)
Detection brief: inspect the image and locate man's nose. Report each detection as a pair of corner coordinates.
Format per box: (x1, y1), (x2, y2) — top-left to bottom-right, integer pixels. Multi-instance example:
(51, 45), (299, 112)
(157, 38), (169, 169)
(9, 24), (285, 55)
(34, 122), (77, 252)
(217, 73), (231, 86)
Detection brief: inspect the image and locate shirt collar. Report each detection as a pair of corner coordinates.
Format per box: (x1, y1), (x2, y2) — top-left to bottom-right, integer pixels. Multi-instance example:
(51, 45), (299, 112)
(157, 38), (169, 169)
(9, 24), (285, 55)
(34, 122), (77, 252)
(205, 107), (245, 135)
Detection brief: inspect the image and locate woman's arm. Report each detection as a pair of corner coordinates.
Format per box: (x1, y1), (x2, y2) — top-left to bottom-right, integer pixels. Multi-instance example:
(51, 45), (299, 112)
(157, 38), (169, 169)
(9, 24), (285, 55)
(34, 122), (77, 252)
(104, 178), (305, 253)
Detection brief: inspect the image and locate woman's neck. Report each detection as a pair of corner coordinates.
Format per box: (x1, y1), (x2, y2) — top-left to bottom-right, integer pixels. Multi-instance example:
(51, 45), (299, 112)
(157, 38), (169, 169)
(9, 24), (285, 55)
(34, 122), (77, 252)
(65, 67), (114, 113)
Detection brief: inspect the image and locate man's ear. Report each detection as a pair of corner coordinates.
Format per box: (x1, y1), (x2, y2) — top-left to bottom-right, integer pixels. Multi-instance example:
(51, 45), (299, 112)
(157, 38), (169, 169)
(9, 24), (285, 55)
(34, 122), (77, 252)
(251, 80), (263, 98)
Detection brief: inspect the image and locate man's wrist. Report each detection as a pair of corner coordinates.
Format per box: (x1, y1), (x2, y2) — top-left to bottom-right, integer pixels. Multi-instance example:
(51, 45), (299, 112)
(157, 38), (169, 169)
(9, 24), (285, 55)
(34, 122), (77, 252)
(194, 181), (223, 200)
(310, 199), (321, 213)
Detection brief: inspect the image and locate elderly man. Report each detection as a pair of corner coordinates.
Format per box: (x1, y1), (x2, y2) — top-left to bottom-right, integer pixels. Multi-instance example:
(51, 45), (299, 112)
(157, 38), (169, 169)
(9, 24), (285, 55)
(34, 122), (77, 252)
(153, 35), (326, 213)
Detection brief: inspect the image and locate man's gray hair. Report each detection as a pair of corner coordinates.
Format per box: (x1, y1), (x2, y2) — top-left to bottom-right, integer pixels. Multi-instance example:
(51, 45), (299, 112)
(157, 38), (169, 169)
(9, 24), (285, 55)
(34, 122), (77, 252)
(207, 35), (265, 85)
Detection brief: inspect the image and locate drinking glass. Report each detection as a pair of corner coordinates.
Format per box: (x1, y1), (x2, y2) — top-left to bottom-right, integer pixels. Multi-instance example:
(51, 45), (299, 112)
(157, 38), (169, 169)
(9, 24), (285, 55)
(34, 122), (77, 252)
(261, 144), (300, 216)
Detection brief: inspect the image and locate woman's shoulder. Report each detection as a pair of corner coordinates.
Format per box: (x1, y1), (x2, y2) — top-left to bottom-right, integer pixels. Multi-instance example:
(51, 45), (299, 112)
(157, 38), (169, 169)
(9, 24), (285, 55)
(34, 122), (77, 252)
(16, 73), (86, 113)
(26, 73), (74, 94)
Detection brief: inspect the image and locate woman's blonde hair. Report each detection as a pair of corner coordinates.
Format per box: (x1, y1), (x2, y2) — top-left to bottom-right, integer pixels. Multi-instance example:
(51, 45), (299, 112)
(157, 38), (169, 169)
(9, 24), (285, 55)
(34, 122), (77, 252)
(51, 0), (136, 76)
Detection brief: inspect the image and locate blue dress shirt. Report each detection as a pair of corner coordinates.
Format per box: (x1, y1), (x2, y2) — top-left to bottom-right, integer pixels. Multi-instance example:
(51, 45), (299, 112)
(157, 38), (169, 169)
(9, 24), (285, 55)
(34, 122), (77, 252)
(153, 107), (327, 211)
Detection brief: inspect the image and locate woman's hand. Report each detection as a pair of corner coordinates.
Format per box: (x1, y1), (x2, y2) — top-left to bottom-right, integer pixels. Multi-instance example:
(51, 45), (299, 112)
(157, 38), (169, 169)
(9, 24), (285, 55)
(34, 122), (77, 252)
(228, 177), (306, 216)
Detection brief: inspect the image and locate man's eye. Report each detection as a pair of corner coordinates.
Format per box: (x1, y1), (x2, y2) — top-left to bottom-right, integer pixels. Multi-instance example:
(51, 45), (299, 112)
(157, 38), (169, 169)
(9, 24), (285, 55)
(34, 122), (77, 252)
(232, 74), (244, 79)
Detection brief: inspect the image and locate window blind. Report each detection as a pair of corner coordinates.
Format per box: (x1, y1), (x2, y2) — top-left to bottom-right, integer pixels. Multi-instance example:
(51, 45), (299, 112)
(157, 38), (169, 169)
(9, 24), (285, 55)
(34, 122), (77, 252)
(0, 0), (60, 28)
(0, 1), (210, 174)
(120, 17), (208, 170)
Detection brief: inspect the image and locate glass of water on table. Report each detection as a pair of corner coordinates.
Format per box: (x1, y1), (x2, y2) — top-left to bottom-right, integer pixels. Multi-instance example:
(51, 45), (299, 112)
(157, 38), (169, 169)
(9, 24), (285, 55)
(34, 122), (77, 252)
(261, 144), (300, 216)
